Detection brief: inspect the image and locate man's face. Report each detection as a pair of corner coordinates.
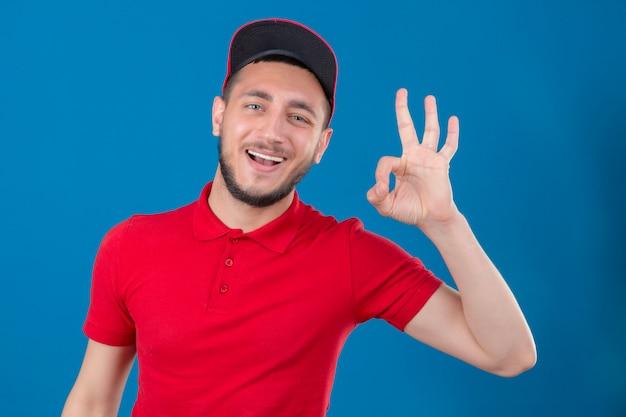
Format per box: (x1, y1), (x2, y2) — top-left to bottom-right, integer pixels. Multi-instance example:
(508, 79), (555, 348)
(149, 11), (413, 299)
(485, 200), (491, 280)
(212, 61), (332, 207)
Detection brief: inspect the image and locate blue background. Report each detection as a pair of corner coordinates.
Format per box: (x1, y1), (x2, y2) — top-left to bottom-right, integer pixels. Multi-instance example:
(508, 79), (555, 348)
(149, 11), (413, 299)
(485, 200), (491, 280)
(1, 1), (625, 416)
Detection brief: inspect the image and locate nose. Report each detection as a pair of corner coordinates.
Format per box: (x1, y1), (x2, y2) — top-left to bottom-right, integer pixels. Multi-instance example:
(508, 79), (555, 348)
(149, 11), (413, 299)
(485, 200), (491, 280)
(258, 109), (285, 143)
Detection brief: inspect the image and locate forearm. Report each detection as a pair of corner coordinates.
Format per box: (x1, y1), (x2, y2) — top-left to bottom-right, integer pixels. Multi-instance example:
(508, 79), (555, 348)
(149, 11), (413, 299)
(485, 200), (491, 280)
(421, 212), (536, 374)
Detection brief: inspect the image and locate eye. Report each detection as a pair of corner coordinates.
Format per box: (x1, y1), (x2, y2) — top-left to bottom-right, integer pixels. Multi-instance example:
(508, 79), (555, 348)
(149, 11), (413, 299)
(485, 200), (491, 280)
(289, 114), (311, 125)
(246, 103), (262, 111)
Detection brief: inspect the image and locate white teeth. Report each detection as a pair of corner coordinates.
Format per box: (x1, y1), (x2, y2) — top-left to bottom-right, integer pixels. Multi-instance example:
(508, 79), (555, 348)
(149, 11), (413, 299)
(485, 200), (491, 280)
(248, 150), (284, 163)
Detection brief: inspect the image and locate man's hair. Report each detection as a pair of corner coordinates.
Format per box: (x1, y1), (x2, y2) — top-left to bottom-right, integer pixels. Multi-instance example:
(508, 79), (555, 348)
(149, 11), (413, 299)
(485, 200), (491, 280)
(222, 55), (331, 127)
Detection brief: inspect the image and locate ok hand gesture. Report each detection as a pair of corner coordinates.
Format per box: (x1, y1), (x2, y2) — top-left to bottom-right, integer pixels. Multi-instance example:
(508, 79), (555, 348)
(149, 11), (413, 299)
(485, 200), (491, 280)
(366, 89), (460, 229)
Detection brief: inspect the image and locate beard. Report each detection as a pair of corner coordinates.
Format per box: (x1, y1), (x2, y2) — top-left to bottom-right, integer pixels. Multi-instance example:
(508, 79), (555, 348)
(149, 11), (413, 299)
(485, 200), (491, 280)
(217, 136), (315, 208)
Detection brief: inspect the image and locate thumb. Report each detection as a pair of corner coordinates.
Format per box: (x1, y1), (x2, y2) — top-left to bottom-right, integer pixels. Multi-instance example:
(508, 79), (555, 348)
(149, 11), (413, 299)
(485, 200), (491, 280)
(366, 181), (391, 214)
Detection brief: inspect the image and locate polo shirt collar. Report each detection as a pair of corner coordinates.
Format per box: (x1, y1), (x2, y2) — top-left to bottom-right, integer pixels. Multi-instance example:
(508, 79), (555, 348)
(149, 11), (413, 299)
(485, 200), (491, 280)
(193, 182), (305, 254)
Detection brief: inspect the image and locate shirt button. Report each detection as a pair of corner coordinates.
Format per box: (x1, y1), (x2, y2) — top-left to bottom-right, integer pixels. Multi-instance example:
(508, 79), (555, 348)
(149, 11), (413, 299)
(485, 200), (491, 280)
(220, 284), (229, 294)
(230, 237), (239, 243)
(225, 258), (234, 267)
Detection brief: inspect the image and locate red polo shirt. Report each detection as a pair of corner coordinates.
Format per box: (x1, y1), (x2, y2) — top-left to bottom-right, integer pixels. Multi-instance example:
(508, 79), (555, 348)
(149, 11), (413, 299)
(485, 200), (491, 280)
(84, 182), (442, 416)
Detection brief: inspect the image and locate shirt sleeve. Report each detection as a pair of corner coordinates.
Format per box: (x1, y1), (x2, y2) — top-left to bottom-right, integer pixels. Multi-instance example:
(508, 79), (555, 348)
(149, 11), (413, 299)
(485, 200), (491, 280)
(83, 219), (137, 346)
(348, 219), (443, 331)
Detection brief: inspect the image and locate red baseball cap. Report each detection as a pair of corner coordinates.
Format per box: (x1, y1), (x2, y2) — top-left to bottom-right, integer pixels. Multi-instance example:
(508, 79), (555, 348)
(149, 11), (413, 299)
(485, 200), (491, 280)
(223, 18), (338, 123)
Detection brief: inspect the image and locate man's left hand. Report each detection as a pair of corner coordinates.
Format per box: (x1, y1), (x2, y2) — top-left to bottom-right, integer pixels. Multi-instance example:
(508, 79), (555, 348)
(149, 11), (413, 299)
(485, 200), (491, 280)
(366, 88), (460, 228)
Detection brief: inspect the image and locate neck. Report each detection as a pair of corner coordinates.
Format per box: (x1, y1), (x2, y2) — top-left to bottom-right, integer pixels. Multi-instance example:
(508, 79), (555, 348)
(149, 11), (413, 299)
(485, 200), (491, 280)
(208, 169), (295, 233)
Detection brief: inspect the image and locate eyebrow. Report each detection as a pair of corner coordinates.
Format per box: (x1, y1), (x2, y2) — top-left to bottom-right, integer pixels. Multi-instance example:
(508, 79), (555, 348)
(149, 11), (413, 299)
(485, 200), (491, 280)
(240, 89), (318, 120)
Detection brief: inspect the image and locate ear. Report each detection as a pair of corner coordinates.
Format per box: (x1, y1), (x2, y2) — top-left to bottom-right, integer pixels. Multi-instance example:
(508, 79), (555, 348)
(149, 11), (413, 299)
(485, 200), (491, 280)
(313, 127), (333, 164)
(212, 96), (226, 137)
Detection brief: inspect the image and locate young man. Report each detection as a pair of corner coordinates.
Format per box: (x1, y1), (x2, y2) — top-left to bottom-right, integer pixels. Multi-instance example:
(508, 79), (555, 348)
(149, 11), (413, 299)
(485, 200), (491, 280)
(62, 18), (536, 417)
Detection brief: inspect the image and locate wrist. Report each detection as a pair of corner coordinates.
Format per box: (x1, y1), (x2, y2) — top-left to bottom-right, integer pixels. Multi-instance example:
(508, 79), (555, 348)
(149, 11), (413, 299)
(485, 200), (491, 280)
(418, 208), (468, 242)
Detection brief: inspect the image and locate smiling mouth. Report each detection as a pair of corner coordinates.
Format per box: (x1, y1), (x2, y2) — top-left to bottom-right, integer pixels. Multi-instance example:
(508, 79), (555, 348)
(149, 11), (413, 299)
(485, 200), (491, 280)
(247, 150), (285, 166)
